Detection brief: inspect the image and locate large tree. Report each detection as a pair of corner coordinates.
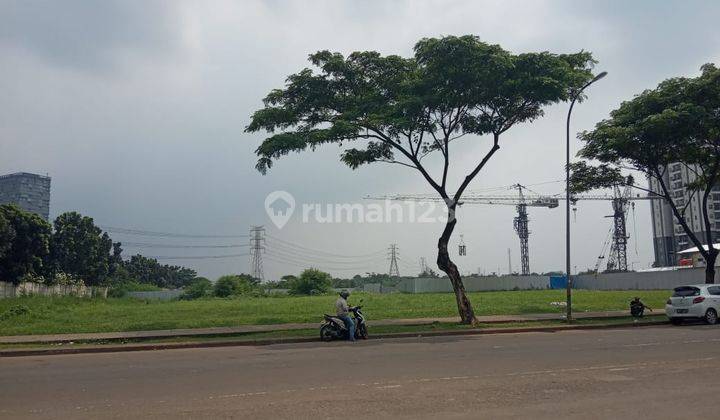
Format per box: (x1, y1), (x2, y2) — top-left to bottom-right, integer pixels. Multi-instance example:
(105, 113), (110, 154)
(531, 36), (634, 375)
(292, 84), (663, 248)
(576, 64), (720, 283)
(49, 212), (116, 286)
(0, 204), (52, 284)
(246, 35), (596, 323)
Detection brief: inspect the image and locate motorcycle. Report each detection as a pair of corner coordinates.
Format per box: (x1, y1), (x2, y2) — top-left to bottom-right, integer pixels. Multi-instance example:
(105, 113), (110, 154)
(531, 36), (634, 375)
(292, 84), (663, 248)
(630, 299), (651, 317)
(320, 304), (368, 341)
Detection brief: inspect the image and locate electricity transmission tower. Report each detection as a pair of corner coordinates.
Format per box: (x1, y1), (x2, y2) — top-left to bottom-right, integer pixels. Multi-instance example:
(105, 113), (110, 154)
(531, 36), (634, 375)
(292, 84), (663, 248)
(249, 226), (265, 282)
(420, 257), (428, 275)
(388, 244), (400, 277)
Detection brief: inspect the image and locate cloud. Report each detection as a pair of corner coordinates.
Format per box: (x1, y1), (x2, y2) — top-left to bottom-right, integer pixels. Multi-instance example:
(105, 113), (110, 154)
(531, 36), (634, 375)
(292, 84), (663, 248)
(0, 0), (186, 72)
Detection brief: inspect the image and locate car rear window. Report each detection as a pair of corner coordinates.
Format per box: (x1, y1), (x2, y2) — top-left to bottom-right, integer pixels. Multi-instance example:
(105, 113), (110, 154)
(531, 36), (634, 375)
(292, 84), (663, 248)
(672, 286), (701, 297)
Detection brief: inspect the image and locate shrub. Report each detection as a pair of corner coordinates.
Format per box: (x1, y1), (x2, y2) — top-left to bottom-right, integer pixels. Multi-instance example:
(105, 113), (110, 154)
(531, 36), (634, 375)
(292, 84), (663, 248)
(181, 277), (212, 300)
(289, 268), (332, 295)
(213, 274), (256, 298)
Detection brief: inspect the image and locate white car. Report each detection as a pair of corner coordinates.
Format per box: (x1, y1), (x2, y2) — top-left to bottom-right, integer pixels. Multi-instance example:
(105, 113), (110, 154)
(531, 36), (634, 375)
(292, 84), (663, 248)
(666, 284), (720, 325)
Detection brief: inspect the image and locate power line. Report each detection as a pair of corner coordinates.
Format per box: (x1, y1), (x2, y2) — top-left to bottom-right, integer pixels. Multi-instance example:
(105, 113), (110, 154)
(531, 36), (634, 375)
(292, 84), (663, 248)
(265, 233), (386, 258)
(102, 226), (249, 239)
(149, 253), (250, 260)
(266, 247), (386, 266)
(265, 241), (386, 263)
(263, 253), (385, 271)
(120, 242), (250, 249)
(263, 254), (384, 272)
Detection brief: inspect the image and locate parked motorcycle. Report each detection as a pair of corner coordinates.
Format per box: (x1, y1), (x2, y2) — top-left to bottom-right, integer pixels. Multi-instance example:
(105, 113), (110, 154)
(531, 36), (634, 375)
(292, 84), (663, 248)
(320, 304), (368, 341)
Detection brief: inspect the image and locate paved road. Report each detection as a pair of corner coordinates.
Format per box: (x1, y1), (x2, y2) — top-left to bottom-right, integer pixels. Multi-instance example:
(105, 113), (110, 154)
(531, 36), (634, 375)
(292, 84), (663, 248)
(2, 324), (719, 419)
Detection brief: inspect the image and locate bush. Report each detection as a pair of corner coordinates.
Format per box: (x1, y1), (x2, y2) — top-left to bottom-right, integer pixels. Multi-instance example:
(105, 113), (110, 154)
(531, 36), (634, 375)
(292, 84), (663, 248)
(289, 268), (332, 295)
(181, 277), (212, 300)
(213, 274), (256, 298)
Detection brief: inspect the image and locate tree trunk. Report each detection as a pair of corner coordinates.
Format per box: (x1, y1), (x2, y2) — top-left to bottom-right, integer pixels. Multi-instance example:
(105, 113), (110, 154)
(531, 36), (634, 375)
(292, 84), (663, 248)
(436, 216), (478, 325)
(705, 251), (718, 284)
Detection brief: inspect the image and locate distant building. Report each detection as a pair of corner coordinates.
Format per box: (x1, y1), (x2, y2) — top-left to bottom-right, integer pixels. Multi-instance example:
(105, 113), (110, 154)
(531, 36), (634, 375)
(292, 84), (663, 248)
(0, 172), (51, 221)
(650, 162), (720, 267)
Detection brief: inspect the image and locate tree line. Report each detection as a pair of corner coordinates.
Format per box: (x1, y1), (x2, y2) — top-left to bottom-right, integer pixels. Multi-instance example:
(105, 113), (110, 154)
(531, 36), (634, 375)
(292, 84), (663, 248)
(0, 204), (199, 288)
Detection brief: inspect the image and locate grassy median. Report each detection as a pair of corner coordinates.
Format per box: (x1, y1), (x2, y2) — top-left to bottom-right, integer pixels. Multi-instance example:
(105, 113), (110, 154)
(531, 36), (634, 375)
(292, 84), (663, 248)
(0, 290), (671, 336)
(0, 316), (668, 352)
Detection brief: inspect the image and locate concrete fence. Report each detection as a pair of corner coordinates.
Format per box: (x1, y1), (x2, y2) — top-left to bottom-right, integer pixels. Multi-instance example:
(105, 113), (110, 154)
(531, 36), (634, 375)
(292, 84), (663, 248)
(0, 281), (108, 298)
(574, 267), (715, 290)
(396, 275), (549, 293)
(392, 268), (717, 293)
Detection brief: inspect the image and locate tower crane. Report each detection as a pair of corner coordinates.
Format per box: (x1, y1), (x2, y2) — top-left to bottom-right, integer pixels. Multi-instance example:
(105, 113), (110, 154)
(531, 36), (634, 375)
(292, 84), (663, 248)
(366, 184), (662, 275)
(365, 184), (559, 276)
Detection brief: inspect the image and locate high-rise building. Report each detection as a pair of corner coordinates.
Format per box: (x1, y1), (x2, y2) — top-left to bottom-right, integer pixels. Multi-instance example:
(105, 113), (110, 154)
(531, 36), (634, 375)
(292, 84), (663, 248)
(0, 172), (51, 221)
(650, 163), (720, 266)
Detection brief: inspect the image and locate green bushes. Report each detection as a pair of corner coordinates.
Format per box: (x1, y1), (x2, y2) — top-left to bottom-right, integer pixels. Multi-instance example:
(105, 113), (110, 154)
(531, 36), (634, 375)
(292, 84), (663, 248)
(289, 268), (332, 295)
(213, 274), (259, 298)
(181, 277), (212, 300)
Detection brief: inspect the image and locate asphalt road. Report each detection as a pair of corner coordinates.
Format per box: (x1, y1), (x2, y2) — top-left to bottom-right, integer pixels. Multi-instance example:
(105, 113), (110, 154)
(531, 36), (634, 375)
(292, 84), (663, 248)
(2, 324), (720, 419)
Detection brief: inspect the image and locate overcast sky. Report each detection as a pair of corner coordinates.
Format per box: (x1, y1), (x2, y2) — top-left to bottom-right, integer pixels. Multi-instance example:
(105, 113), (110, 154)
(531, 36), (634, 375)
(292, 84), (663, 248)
(2, 0), (719, 280)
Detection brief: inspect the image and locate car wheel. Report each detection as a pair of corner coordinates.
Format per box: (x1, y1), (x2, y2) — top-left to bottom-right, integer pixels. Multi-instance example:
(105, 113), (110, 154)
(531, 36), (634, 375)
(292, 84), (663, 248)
(704, 309), (718, 325)
(670, 318), (683, 325)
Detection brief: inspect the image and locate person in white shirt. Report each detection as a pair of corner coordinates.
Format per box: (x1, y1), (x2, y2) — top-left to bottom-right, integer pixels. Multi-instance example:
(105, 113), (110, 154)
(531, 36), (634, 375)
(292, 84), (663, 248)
(335, 290), (355, 341)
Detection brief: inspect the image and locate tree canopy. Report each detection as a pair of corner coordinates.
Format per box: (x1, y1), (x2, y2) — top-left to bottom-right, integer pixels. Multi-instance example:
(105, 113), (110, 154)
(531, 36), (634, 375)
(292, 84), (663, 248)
(0, 204), (52, 284)
(49, 212), (115, 286)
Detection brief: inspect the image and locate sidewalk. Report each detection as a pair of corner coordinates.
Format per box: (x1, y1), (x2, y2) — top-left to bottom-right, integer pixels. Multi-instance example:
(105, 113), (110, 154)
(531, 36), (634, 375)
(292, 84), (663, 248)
(0, 310), (634, 345)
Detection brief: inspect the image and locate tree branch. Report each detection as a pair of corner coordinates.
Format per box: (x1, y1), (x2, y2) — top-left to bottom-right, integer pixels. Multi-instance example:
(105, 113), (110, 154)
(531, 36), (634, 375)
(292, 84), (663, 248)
(453, 133), (501, 203)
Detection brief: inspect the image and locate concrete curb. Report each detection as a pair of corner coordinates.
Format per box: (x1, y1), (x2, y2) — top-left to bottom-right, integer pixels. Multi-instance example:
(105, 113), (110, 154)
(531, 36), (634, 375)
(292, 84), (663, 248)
(0, 320), (668, 358)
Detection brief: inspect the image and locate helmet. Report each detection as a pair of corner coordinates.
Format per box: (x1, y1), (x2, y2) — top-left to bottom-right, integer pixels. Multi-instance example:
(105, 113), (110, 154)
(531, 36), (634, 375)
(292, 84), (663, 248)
(339, 290), (350, 299)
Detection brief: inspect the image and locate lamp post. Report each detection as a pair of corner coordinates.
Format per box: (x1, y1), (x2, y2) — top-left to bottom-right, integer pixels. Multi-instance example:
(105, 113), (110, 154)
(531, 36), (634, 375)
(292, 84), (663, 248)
(566, 71), (607, 322)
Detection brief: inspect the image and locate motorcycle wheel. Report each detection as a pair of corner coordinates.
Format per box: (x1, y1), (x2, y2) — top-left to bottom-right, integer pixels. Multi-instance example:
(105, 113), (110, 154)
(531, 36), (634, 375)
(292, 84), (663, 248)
(320, 324), (335, 342)
(358, 324), (368, 339)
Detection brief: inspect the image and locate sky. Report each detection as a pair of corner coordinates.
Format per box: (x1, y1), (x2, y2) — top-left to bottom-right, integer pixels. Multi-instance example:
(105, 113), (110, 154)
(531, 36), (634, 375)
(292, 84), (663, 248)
(1, 0), (719, 280)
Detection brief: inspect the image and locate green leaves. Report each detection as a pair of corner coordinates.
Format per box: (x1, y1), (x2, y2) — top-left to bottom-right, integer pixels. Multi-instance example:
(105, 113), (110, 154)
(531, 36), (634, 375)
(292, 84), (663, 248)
(568, 161), (632, 195)
(0, 204), (52, 285)
(246, 35), (596, 175)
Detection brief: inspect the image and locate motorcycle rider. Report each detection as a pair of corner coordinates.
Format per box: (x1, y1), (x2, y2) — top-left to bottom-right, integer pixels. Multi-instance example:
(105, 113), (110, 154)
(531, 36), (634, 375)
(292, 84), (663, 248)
(336, 290), (356, 342)
(630, 296), (652, 317)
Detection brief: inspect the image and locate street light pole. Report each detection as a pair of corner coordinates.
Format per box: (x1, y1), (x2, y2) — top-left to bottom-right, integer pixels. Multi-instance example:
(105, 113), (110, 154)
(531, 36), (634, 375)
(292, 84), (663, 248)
(565, 71), (607, 323)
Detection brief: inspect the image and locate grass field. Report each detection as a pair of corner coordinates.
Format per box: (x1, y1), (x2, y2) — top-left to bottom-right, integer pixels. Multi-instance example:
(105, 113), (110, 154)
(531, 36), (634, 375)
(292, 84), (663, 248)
(0, 290), (672, 336)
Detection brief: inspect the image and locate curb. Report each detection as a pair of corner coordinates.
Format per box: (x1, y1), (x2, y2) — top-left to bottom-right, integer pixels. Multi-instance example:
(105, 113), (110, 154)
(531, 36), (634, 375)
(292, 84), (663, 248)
(0, 320), (668, 358)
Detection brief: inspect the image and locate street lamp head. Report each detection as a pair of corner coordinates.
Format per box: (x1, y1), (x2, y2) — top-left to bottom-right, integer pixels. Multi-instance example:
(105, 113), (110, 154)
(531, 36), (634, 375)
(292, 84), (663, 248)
(591, 71), (608, 83)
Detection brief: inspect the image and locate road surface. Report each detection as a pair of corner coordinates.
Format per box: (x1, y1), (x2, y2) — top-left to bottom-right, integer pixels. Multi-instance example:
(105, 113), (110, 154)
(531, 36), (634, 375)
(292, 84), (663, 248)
(2, 324), (719, 419)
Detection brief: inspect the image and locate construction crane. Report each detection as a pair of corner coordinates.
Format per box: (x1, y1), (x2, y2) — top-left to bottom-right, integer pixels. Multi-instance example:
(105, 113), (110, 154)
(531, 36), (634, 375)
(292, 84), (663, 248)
(562, 185), (649, 272)
(365, 184), (559, 275)
(366, 184), (661, 275)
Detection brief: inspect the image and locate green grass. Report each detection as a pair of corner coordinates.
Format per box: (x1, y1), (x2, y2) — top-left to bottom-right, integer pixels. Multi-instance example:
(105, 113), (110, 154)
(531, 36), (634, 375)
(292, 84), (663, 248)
(0, 290), (672, 336)
(0, 316), (667, 351)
